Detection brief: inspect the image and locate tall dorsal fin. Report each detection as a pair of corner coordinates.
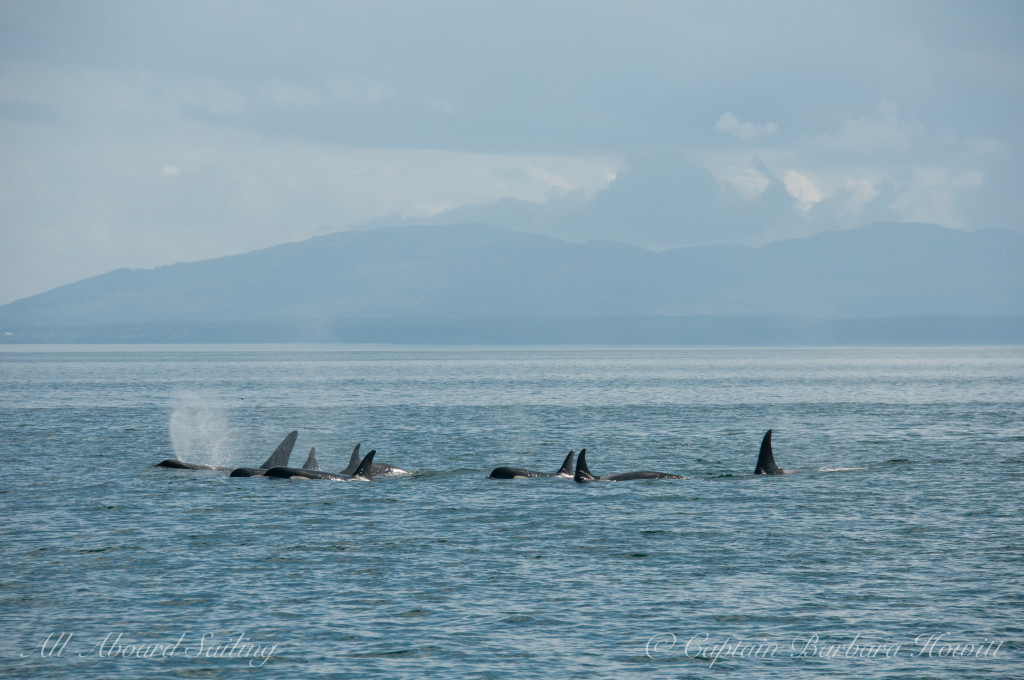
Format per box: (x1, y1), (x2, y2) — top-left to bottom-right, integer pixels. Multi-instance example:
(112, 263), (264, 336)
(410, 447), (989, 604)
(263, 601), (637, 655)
(557, 449), (576, 476)
(302, 447), (320, 471)
(754, 429), (783, 475)
(340, 443), (361, 476)
(351, 450), (375, 480)
(574, 448), (595, 483)
(259, 430), (298, 470)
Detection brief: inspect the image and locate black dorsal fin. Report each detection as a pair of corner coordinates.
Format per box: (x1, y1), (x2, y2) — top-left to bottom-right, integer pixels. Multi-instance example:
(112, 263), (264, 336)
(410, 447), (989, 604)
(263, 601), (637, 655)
(302, 447), (320, 471)
(259, 431), (298, 470)
(557, 449), (576, 475)
(754, 429), (782, 475)
(340, 443), (361, 476)
(351, 450), (375, 480)
(574, 448), (595, 483)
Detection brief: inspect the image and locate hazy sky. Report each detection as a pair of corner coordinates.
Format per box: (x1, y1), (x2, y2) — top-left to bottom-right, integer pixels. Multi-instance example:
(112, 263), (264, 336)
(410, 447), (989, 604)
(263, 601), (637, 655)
(1, 0), (1021, 304)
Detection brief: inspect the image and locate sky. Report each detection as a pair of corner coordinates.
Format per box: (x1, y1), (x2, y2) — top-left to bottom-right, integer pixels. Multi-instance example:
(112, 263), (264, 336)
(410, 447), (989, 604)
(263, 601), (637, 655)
(1, 0), (1022, 305)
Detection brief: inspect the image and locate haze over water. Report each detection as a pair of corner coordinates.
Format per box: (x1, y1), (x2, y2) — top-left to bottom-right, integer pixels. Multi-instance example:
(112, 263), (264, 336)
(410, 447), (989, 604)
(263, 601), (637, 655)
(1, 346), (1021, 678)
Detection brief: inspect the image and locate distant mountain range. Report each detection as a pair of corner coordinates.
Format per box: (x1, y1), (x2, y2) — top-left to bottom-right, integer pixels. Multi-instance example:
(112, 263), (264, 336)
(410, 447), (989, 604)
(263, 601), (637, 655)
(2, 222), (1022, 344)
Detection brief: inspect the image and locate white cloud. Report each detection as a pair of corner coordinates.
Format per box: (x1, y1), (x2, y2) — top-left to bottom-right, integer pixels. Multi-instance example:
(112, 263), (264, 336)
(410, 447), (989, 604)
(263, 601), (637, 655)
(0, 110), (625, 302)
(1, 0), (1019, 301)
(782, 170), (823, 212)
(694, 150), (775, 199)
(888, 167), (984, 226)
(809, 101), (919, 157)
(715, 113), (779, 141)
(721, 165), (773, 199)
(698, 101), (996, 226)
(837, 177), (880, 216)
(527, 163), (617, 198)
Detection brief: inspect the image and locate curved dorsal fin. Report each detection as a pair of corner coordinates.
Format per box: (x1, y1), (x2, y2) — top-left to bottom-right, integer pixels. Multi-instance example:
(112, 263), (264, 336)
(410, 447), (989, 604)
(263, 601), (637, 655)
(259, 430), (298, 470)
(302, 447), (320, 471)
(754, 429), (782, 475)
(351, 450), (375, 480)
(340, 443), (361, 476)
(557, 449), (576, 476)
(574, 448), (595, 483)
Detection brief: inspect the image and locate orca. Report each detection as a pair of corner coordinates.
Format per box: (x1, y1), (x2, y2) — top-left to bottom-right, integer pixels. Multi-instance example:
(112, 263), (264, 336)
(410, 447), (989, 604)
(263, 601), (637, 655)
(340, 443), (409, 477)
(573, 448), (687, 483)
(156, 460), (231, 471)
(230, 442), (316, 478)
(159, 431), (298, 473)
(754, 429), (786, 475)
(489, 450), (576, 479)
(265, 450), (375, 481)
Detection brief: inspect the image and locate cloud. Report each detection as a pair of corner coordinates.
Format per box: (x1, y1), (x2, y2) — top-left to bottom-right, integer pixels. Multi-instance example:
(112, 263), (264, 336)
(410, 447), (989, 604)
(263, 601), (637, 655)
(808, 101), (919, 157)
(696, 101), (995, 227)
(720, 165), (774, 200)
(1, 1), (1020, 303)
(888, 167), (984, 226)
(695, 151), (775, 199)
(715, 113), (779, 141)
(782, 171), (823, 213)
(0, 56), (630, 303)
(837, 177), (880, 216)
(0, 104), (624, 302)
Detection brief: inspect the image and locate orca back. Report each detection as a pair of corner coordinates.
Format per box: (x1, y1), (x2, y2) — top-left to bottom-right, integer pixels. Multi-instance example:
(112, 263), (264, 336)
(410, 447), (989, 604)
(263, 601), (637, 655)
(156, 460), (228, 471)
(489, 467), (541, 479)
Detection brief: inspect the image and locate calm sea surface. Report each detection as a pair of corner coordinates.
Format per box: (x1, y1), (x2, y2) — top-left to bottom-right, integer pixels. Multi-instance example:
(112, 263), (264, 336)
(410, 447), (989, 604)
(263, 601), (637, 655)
(1, 346), (1022, 679)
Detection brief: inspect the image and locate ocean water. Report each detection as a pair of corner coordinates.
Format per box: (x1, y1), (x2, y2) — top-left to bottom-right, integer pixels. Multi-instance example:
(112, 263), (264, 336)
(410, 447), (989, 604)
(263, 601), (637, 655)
(1, 345), (1022, 679)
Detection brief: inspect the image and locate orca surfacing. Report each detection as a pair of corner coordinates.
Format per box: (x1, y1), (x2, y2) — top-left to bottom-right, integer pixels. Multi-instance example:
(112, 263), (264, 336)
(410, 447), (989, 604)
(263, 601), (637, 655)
(230, 442), (316, 478)
(265, 450), (375, 481)
(572, 449), (686, 483)
(340, 443), (409, 477)
(158, 431), (298, 473)
(489, 450), (575, 479)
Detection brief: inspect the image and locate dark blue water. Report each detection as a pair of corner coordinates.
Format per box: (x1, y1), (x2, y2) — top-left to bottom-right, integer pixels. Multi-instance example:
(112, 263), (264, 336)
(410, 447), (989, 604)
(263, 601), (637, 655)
(2, 346), (1022, 679)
